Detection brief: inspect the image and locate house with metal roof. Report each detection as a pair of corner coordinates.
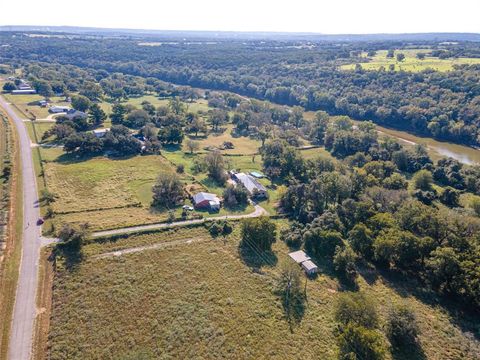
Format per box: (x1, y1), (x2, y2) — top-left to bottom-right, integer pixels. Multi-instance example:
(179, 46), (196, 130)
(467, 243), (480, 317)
(234, 172), (267, 198)
(192, 192), (221, 211)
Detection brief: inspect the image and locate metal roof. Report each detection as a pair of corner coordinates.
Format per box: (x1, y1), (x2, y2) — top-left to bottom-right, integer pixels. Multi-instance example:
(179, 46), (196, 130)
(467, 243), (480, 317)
(301, 260), (318, 272)
(193, 192), (220, 204)
(288, 250), (311, 264)
(235, 172), (267, 194)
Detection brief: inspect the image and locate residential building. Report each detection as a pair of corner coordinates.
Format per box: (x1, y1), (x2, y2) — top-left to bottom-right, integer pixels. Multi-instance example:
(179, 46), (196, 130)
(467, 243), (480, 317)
(233, 172), (267, 198)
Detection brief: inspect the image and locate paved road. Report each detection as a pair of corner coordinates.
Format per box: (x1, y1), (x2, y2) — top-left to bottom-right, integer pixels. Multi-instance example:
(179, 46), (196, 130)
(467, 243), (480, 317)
(1, 96), (42, 360)
(92, 204), (267, 238)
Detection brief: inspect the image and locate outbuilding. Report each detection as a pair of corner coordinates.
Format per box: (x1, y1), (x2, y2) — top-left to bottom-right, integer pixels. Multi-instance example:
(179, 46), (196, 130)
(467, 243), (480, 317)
(11, 89), (37, 95)
(192, 192), (221, 211)
(288, 250), (311, 264)
(301, 260), (319, 275)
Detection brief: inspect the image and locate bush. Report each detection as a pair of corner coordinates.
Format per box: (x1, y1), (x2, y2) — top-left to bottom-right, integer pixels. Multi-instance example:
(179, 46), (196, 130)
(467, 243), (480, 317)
(176, 164), (185, 174)
(304, 229), (344, 259)
(386, 304), (419, 347)
(223, 184), (249, 208)
(412, 169), (433, 191)
(241, 217), (276, 251)
(152, 172), (184, 208)
(337, 324), (386, 360)
(333, 245), (358, 284)
(335, 292), (378, 329)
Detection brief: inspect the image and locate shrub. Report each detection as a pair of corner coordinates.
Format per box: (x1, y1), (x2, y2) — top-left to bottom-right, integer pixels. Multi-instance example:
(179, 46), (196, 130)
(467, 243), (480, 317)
(241, 217), (276, 251)
(337, 324), (386, 360)
(335, 292), (378, 329)
(386, 304), (419, 347)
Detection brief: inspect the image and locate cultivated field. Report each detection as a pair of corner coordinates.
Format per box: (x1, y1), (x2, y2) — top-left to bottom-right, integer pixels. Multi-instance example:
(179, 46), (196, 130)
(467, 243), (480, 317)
(47, 226), (480, 360)
(341, 49), (480, 72)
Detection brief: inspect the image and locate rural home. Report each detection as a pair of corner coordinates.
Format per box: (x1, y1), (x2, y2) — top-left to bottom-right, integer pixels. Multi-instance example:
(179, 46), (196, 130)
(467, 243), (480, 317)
(11, 89), (37, 95)
(64, 109), (87, 120)
(288, 250), (319, 276)
(93, 128), (110, 138)
(233, 172), (267, 198)
(49, 105), (71, 113)
(192, 192), (221, 211)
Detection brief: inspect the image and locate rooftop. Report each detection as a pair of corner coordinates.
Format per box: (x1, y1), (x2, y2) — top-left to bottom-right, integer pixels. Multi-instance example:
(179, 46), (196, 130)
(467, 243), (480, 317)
(193, 192), (220, 204)
(288, 250), (311, 264)
(235, 172), (267, 194)
(301, 260), (318, 272)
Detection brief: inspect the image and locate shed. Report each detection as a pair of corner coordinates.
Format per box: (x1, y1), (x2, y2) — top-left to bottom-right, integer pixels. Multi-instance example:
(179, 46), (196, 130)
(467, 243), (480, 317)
(11, 89), (37, 95)
(249, 171), (265, 179)
(301, 260), (319, 275)
(288, 250), (311, 264)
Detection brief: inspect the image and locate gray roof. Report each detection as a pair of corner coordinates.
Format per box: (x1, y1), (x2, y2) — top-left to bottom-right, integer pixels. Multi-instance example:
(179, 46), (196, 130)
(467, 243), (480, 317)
(193, 192), (220, 204)
(301, 260), (318, 272)
(288, 250), (311, 264)
(235, 173), (267, 194)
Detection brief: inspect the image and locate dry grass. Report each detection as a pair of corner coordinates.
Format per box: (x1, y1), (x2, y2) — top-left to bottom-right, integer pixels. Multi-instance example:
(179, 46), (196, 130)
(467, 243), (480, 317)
(0, 114), (23, 360)
(47, 226), (480, 360)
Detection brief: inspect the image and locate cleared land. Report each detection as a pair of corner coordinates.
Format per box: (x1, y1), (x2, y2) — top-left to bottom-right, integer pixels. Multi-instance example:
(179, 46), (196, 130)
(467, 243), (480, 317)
(341, 49), (480, 72)
(2, 94), (70, 119)
(47, 226), (480, 360)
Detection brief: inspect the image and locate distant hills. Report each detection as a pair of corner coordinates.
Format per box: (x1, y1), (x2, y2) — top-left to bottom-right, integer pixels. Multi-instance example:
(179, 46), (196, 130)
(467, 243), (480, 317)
(1, 25), (480, 42)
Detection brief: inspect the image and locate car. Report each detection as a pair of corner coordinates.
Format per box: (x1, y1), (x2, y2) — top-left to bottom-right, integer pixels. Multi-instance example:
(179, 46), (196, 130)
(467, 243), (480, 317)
(182, 205), (194, 211)
(36, 218), (44, 225)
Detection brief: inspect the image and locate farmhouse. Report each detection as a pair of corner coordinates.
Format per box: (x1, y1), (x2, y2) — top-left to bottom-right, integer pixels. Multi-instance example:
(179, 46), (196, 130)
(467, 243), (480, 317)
(192, 192), (221, 211)
(288, 250), (319, 276)
(92, 128), (110, 138)
(17, 83), (32, 90)
(64, 109), (87, 120)
(233, 172), (267, 198)
(49, 105), (71, 113)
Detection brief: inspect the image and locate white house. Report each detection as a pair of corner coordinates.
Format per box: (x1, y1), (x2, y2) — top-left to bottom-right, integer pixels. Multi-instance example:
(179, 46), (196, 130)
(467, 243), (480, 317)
(93, 128), (110, 138)
(233, 172), (268, 198)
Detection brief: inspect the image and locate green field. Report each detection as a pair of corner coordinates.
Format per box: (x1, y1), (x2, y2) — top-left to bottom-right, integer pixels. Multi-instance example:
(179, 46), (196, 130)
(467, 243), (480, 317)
(2, 94), (70, 119)
(47, 226), (480, 360)
(341, 49), (480, 72)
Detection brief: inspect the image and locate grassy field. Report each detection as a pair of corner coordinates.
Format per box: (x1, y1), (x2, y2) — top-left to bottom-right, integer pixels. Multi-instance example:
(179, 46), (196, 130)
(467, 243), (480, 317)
(341, 49), (480, 72)
(2, 94), (70, 119)
(0, 113), (23, 360)
(25, 121), (54, 143)
(47, 226), (480, 360)
(187, 124), (262, 155)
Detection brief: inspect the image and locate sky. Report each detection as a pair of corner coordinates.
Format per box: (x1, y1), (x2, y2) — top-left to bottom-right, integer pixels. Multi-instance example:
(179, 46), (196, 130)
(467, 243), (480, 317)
(1, 0), (479, 34)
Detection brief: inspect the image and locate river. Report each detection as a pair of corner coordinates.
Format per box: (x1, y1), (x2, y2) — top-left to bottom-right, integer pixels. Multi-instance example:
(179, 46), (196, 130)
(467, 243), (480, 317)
(375, 125), (480, 165)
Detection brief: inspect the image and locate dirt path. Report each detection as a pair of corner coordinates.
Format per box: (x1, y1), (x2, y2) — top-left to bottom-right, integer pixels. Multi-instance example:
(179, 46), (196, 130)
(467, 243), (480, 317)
(92, 203), (267, 238)
(93, 237), (207, 259)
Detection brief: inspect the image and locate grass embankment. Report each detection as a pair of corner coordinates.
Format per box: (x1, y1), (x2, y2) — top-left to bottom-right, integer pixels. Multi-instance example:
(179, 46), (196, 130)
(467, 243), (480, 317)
(341, 49), (480, 72)
(46, 225), (480, 360)
(0, 112), (23, 360)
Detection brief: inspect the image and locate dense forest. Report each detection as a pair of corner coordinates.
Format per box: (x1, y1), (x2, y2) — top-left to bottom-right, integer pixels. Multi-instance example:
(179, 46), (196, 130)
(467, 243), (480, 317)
(2, 32), (480, 146)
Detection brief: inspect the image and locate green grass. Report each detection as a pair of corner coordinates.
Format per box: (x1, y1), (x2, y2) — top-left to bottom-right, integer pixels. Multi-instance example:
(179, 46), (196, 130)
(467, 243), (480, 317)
(47, 226), (480, 360)
(341, 49), (480, 72)
(3, 94), (70, 119)
(25, 121), (54, 143)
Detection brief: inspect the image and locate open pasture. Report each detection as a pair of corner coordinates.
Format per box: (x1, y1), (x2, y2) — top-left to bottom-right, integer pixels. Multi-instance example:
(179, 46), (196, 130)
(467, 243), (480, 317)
(341, 49), (480, 72)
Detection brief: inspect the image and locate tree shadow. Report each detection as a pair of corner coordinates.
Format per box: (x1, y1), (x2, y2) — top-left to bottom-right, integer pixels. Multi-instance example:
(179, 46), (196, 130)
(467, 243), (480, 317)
(54, 246), (83, 271)
(357, 262), (379, 286)
(55, 152), (139, 164)
(390, 341), (427, 360)
(238, 241), (278, 269)
(378, 268), (480, 342)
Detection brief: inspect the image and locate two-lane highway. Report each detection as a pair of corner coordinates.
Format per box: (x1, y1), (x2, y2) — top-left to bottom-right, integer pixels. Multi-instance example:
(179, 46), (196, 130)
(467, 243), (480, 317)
(0, 96), (41, 360)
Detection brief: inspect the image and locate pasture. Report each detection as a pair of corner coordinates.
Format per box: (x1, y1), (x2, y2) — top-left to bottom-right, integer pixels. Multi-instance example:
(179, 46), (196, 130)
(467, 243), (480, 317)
(2, 94), (70, 119)
(46, 226), (480, 360)
(341, 49), (480, 72)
